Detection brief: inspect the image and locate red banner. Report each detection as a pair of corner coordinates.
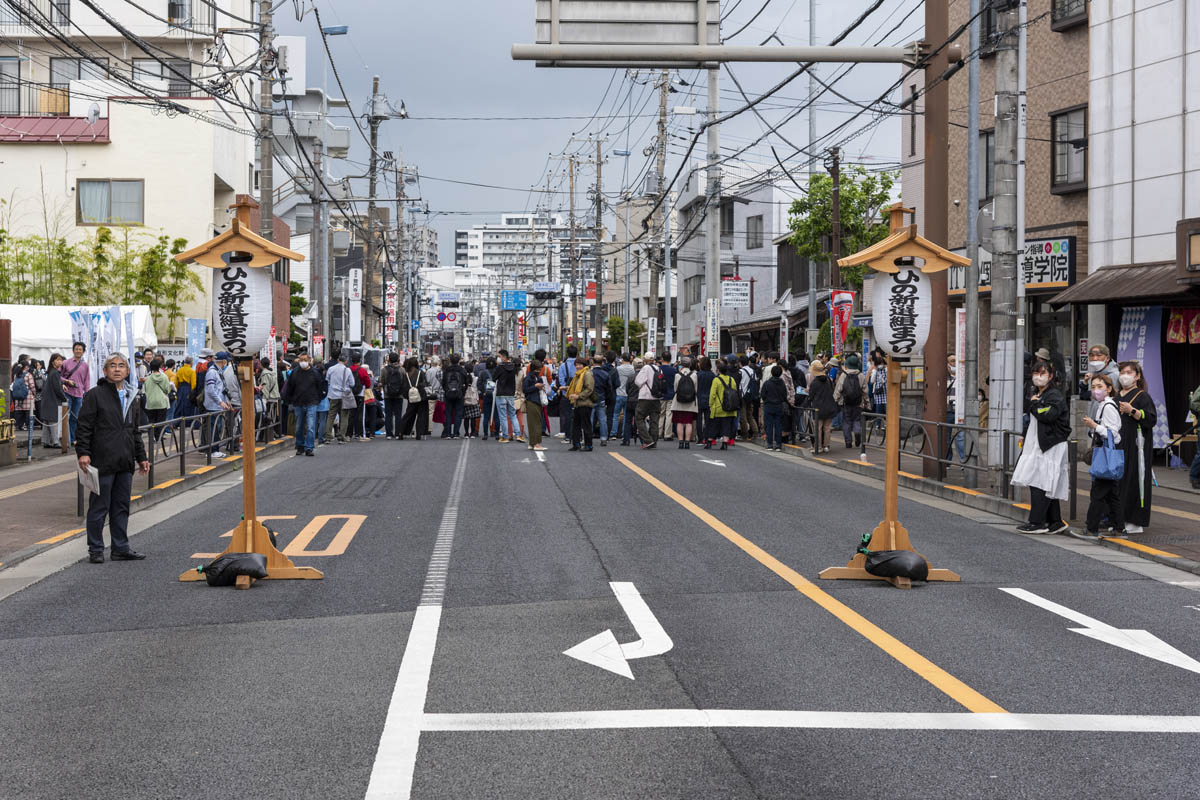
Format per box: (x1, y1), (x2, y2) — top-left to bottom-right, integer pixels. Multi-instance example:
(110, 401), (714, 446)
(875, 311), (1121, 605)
(1166, 308), (1200, 345)
(830, 290), (855, 355)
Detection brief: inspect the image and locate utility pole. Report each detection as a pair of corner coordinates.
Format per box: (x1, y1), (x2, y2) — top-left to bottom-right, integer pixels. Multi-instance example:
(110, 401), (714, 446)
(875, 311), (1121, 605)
(828, 146), (841, 286)
(922, 0), (951, 479)
(568, 156), (578, 351)
(593, 138), (603, 355)
(705, 63), (721, 358)
(258, 0), (274, 242)
(311, 138), (326, 349)
(395, 157), (407, 351)
(963, 0), (982, 487)
(364, 75), (382, 346)
(989, 3), (1020, 461)
(807, 0), (817, 351)
(648, 70), (669, 346)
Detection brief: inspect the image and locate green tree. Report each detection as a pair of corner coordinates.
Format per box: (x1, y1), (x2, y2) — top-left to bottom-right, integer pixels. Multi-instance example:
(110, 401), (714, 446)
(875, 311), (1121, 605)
(786, 166), (898, 291)
(156, 236), (199, 339)
(813, 318), (862, 359)
(289, 280), (306, 345)
(605, 315), (645, 354)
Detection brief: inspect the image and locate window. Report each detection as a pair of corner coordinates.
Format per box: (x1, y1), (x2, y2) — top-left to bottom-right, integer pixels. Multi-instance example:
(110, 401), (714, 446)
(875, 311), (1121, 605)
(908, 84), (917, 156)
(50, 57), (108, 88)
(978, 130), (995, 201)
(981, 0), (998, 55)
(746, 214), (764, 249)
(1050, 106), (1086, 192)
(1051, 0), (1087, 30)
(132, 58), (192, 96)
(77, 179), (144, 225)
(0, 58), (18, 115)
(684, 275), (703, 307)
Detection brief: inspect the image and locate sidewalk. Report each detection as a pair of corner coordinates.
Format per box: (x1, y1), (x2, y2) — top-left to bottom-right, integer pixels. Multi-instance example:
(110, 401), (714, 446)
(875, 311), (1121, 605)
(782, 432), (1200, 564)
(0, 429), (294, 566)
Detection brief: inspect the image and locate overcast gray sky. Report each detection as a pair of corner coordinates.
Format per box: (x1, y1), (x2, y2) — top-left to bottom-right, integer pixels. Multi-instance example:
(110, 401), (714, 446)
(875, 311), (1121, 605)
(276, 0), (923, 262)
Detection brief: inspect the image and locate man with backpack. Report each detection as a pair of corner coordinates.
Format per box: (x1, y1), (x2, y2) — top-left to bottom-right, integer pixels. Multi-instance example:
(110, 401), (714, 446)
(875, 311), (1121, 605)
(633, 356), (662, 450)
(381, 352), (408, 440)
(492, 350), (519, 442)
(834, 353), (869, 449)
(441, 353), (469, 439)
(737, 355), (760, 441)
(657, 356), (677, 441)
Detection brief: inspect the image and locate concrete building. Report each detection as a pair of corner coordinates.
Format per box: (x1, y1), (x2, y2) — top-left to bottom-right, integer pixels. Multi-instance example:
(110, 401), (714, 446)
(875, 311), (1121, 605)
(417, 265), (498, 356)
(0, 0), (265, 338)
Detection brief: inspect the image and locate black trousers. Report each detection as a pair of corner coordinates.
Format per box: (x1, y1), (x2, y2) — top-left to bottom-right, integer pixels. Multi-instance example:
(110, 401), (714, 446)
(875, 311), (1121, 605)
(708, 415), (736, 441)
(400, 399), (428, 437)
(635, 399), (659, 444)
(1086, 477), (1124, 533)
(384, 397), (405, 437)
(87, 471), (133, 554)
(1029, 486), (1064, 527)
(571, 405), (594, 448)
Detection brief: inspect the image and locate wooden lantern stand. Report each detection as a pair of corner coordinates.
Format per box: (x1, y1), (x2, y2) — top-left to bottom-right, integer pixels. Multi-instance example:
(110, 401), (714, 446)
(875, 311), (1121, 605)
(175, 197), (323, 587)
(818, 204), (969, 589)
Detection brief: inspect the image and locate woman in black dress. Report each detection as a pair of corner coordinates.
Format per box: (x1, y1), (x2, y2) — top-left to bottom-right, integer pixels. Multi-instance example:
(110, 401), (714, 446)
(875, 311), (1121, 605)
(398, 357), (429, 440)
(1115, 360), (1156, 533)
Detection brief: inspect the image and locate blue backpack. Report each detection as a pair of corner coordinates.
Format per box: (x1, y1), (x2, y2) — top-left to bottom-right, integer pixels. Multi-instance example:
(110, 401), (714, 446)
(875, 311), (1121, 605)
(10, 374), (28, 400)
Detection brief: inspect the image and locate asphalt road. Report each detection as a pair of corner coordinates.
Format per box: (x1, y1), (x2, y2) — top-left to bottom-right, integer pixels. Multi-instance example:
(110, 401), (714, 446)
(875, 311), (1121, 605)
(2, 434), (1200, 799)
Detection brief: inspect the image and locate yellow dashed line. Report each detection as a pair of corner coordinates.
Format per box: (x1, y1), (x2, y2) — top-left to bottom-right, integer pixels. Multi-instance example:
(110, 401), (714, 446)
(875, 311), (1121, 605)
(946, 485), (983, 497)
(1101, 537), (1181, 559)
(190, 465), (217, 475)
(1155, 506), (1200, 523)
(848, 459), (873, 467)
(36, 528), (85, 545)
(898, 471), (922, 479)
(1012, 502), (1031, 511)
(814, 457), (836, 464)
(152, 478), (184, 491)
(130, 495), (142, 501)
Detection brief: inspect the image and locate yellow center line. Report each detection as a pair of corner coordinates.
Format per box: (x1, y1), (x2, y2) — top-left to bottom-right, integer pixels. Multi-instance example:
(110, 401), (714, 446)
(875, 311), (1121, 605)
(1101, 537), (1181, 559)
(1155, 506), (1200, 523)
(609, 452), (1006, 715)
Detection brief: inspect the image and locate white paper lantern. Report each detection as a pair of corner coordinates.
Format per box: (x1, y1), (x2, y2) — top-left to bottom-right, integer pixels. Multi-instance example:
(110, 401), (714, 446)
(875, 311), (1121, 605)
(212, 265), (272, 358)
(872, 268), (932, 357)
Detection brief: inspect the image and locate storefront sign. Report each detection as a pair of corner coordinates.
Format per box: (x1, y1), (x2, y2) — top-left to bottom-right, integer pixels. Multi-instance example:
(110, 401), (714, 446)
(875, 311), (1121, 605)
(872, 269), (931, 358)
(1116, 306), (1170, 449)
(647, 317), (657, 357)
(705, 298), (721, 356)
(348, 268), (363, 301)
(948, 236), (1076, 295)
(721, 278), (751, 308)
(779, 313), (789, 357)
(212, 265), (272, 358)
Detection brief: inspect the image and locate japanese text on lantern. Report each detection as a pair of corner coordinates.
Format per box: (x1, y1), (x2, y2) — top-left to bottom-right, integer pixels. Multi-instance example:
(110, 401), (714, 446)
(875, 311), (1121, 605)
(218, 266), (250, 351)
(887, 271), (920, 354)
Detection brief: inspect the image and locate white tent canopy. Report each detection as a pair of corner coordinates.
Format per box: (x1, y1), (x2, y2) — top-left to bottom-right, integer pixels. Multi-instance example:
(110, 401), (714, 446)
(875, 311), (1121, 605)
(1, 304), (159, 364)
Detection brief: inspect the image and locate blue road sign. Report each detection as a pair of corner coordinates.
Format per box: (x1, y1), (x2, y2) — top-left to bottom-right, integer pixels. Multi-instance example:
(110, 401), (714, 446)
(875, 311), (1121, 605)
(500, 290), (528, 311)
(411, 319), (421, 330)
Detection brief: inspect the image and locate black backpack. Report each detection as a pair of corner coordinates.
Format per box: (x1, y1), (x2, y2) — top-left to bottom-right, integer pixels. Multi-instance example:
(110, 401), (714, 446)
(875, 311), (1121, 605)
(650, 368), (668, 399)
(190, 366), (208, 408)
(444, 367), (464, 400)
(351, 367), (364, 395)
(719, 376), (741, 412)
(625, 372), (639, 397)
(384, 365), (406, 396)
(741, 368), (760, 402)
(842, 373), (863, 406)
(675, 372), (696, 403)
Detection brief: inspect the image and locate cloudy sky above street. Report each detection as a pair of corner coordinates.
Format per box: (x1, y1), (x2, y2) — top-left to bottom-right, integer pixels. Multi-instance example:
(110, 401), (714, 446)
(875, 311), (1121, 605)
(277, 0), (923, 262)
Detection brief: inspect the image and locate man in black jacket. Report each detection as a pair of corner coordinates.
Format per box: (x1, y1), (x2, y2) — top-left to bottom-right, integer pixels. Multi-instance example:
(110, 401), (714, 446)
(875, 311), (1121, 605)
(381, 352), (408, 440)
(282, 352), (322, 456)
(441, 353), (470, 439)
(491, 350), (519, 442)
(76, 353), (149, 563)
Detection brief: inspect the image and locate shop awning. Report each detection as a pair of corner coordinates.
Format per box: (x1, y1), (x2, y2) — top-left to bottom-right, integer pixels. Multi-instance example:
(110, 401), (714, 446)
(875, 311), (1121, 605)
(1050, 262), (1190, 305)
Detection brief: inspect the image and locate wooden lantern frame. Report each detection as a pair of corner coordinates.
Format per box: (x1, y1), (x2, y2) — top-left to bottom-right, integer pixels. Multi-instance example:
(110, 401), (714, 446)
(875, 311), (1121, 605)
(818, 204), (970, 589)
(175, 198), (321, 586)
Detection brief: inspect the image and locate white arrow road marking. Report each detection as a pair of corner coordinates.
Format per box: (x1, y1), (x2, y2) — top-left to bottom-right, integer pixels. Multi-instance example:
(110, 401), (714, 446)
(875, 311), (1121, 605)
(564, 582), (673, 679)
(1000, 588), (1200, 675)
(515, 457), (531, 463)
(693, 454), (726, 467)
(535, 450), (546, 462)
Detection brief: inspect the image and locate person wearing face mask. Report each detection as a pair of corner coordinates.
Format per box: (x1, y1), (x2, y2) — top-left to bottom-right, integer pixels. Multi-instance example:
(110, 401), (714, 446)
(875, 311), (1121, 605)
(1011, 361), (1071, 534)
(1080, 344), (1121, 421)
(1079, 374), (1124, 539)
(1115, 361), (1157, 533)
(281, 353), (322, 456)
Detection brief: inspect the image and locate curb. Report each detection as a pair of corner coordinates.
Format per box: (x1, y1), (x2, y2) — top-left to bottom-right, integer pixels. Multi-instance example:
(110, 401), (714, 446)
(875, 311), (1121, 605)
(751, 438), (1200, 576)
(0, 437), (295, 573)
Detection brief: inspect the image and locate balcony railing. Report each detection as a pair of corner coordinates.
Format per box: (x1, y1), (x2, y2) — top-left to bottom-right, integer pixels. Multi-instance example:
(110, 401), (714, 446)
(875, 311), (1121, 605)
(0, 0), (70, 31)
(166, 0), (217, 35)
(0, 81), (72, 116)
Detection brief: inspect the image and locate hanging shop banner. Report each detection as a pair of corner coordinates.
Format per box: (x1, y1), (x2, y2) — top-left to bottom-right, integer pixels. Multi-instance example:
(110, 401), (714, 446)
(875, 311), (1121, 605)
(705, 297), (721, 357)
(721, 278), (751, 308)
(872, 269), (931, 358)
(830, 290), (855, 356)
(186, 318), (207, 359)
(1116, 306), (1171, 449)
(779, 313), (789, 357)
(948, 236), (1076, 295)
(212, 265), (273, 358)
(124, 311), (136, 366)
(647, 316), (658, 357)
(1165, 308), (1200, 345)
(386, 281), (399, 329)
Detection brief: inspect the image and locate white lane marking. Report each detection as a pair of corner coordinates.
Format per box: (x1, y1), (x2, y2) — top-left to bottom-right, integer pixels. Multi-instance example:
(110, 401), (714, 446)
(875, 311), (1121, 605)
(422, 709), (1200, 733)
(1000, 587), (1200, 675)
(535, 450), (546, 462)
(365, 441), (470, 800)
(693, 454), (726, 467)
(563, 582), (673, 679)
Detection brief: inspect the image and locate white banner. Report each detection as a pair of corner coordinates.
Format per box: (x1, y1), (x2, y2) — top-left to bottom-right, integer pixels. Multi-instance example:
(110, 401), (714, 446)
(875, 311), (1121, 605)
(872, 269), (932, 358)
(705, 298), (721, 356)
(954, 308), (966, 424)
(721, 279), (751, 308)
(212, 265), (273, 358)
(647, 317), (658, 357)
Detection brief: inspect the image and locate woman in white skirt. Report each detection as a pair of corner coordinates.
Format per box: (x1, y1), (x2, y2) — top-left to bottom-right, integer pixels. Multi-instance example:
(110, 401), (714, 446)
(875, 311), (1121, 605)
(1011, 361), (1072, 534)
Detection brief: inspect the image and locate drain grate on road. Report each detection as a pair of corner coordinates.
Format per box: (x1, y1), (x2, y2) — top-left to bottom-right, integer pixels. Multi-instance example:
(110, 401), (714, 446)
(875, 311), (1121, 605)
(293, 476), (393, 499)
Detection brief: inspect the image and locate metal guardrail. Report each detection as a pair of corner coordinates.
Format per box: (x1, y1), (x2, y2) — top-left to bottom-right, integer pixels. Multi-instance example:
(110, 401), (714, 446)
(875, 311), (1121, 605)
(74, 401), (282, 517)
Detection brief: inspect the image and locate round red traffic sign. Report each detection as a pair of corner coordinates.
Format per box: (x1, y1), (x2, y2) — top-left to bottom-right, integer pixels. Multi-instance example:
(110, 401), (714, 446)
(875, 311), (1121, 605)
(446, 312), (457, 322)
(436, 312), (447, 322)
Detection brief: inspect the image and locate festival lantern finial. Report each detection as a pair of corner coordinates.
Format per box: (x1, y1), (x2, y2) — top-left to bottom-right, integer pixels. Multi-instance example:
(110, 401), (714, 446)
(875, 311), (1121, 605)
(174, 198), (321, 586)
(819, 204), (970, 589)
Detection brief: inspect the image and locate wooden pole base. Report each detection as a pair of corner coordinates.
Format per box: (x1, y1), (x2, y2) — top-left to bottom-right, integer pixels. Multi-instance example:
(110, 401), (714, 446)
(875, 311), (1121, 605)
(818, 520), (961, 589)
(179, 519), (325, 583)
